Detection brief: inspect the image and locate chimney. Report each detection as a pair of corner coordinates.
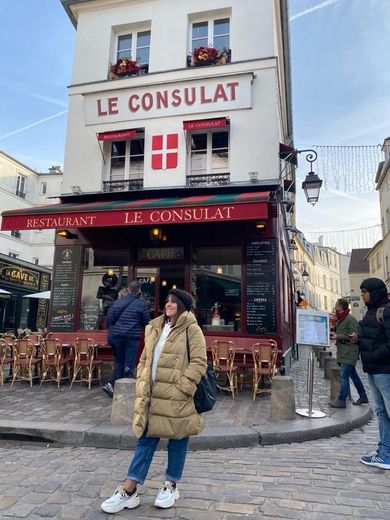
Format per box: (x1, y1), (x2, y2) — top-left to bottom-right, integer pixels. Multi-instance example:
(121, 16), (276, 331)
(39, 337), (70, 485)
(318, 235), (324, 246)
(48, 165), (62, 174)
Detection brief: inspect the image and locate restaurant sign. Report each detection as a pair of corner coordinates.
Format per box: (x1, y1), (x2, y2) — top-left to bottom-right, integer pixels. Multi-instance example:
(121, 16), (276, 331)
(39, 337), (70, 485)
(84, 73), (252, 124)
(2, 202), (268, 231)
(0, 261), (40, 290)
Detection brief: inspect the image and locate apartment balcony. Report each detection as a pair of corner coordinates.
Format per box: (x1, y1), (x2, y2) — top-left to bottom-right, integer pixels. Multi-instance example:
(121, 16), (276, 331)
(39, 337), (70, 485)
(103, 179), (143, 192)
(186, 173), (230, 187)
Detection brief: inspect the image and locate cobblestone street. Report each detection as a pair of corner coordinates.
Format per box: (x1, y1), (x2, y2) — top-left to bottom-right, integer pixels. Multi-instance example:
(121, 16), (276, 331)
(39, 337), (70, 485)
(0, 415), (389, 520)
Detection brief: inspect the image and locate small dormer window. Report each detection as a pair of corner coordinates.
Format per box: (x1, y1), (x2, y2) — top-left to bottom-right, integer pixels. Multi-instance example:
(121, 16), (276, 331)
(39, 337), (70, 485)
(41, 182), (47, 195)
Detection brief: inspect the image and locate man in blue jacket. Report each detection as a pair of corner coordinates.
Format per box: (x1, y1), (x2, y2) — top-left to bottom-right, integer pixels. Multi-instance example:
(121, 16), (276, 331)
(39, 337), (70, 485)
(102, 281), (150, 397)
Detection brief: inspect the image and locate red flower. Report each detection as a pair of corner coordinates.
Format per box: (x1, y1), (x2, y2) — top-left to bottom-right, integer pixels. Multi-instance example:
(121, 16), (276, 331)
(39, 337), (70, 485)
(111, 58), (141, 77)
(192, 46), (219, 65)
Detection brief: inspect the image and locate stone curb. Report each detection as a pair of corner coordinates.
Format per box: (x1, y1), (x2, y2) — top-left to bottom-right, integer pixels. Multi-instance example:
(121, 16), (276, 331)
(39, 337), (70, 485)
(0, 405), (372, 450)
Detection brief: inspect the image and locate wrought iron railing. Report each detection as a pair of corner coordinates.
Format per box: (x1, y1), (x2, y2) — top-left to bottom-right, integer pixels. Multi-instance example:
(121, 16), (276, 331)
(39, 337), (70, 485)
(15, 190), (26, 199)
(186, 173), (230, 187)
(103, 179), (143, 192)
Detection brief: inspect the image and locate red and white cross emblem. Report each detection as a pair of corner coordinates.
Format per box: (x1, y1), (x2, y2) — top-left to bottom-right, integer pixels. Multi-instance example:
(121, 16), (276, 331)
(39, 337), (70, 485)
(151, 134), (178, 170)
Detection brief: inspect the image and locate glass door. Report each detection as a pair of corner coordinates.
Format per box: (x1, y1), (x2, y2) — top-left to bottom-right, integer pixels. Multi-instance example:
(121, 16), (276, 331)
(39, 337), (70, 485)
(135, 265), (186, 318)
(135, 267), (158, 319)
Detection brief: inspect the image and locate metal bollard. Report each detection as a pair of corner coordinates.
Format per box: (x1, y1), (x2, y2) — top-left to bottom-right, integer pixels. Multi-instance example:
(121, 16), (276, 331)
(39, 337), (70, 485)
(296, 345), (326, 418)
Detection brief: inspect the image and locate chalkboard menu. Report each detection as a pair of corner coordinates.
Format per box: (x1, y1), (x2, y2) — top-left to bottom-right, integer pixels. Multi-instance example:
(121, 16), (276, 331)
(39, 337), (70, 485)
(49, 246), (82, 331)
(80, 301), (100, 330)
(245, 240), (277, 334)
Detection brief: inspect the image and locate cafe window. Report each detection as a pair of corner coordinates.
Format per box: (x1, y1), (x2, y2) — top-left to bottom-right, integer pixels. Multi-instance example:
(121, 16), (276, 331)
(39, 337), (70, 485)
(80, 248), (129, 330)
(108, 136), (144, 183)
(192, 245), (241, 332)
(188, 130), (229, 177)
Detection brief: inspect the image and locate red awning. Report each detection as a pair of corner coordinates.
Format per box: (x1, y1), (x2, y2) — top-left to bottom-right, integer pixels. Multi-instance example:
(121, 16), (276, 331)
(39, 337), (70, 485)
(183, 118), (229, 131)
(279, 143), (298, 166)
(97, 129), (137, 141)
(1, 192), (269, 231)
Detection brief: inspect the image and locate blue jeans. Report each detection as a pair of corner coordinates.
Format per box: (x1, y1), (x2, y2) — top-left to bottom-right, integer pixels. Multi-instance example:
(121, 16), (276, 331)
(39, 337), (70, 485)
(109, 336), (140, 384)
(338, 363), (367, 402)
(368, 373), (390, 459)
(126, 428), (189, 485)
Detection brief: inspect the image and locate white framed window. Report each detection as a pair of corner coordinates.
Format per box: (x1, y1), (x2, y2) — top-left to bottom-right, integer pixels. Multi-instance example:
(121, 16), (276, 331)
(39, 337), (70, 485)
(16, 174), (26, 198)
(116, 30), (151, 64)
(188, 130), (229, 177)
(41, 182), (47, 195)
(191, 18), (230, 51)
(108, 136), (145, 182)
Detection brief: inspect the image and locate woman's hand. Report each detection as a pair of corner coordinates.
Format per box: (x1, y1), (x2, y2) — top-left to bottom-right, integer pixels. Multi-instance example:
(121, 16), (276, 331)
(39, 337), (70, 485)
(349, 332), (359, 343)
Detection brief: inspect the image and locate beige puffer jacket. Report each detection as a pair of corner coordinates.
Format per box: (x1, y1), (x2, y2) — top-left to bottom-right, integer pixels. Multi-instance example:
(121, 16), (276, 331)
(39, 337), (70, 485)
(132, 311), (207, 439)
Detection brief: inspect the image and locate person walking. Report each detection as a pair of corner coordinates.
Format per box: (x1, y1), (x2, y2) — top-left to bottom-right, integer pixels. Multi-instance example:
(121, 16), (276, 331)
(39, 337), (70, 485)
(102, 280), (150, 397)
(352, 278), (390, 470)
(101, 288), (207, 513)
(329, 298), (368, 408)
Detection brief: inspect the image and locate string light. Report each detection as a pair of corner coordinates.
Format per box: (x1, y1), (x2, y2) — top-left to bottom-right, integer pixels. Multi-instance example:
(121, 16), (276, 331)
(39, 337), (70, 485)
(296, 145), (383, 192)
(305, 224), (381, 254)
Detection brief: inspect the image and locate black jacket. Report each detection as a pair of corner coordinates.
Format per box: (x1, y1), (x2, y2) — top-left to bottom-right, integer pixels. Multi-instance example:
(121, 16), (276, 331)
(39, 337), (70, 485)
(359, 278), (390, 374)
(107, 294), (150, 339)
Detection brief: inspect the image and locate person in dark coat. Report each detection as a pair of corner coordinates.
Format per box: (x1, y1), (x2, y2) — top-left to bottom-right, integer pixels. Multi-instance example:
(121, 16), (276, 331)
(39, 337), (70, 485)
(351, 278), (390, 469)
(329, 298), (368, 408)
(102, 281), (150, 397)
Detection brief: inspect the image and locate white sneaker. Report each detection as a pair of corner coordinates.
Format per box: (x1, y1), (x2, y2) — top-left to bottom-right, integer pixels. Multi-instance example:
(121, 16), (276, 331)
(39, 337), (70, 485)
(101, 485), (140, 513)
(154, 481), (179, 509)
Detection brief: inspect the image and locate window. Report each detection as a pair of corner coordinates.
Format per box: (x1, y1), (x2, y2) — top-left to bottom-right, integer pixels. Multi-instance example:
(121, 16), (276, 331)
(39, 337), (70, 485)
(117, 30), (151, 65)
(8, 252), (19, 258)
(323, 274), (326, 289)
(33, 257), (39, 265)
(191, 18), (230, 51)
(192, 245), (241, 332)
(16, 174), (26, 198)
(108, 136), (144, 182)
(41, 182), (47, 195)
(324, 295), (328, 310)
(188, 130), (229, 177)
(11, 230), (21, 239)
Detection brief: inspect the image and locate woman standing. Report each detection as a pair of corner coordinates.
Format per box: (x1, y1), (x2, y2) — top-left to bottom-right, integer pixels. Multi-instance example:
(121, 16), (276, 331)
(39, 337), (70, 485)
(101, 288), (207, 513)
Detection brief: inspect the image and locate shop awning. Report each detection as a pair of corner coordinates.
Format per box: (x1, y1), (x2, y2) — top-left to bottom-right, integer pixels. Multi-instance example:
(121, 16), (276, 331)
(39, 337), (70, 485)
(1, 191), (269, 231)
(183, 117), (229, 131)
(97, 129), (137, 141)
(279, 143), (298, 166)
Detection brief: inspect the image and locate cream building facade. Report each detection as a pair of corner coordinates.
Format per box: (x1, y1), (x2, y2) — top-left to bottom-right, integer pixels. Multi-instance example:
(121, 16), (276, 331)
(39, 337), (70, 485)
(0, 151), (63, 267)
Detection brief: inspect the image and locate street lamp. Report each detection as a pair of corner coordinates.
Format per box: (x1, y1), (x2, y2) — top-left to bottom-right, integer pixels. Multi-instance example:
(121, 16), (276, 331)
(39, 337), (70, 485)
(298, 149), (322, 205)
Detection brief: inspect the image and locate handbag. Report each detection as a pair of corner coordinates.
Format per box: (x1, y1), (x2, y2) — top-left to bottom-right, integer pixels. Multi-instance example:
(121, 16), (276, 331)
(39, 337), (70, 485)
(186, 329), (219, 413)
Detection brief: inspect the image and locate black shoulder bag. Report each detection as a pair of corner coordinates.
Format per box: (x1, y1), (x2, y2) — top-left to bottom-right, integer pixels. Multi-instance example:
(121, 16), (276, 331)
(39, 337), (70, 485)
(186, 329), (219, 413)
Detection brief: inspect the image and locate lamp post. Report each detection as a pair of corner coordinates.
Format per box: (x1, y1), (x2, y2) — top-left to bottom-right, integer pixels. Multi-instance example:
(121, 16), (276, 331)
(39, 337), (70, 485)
(298, 149), (322, 205)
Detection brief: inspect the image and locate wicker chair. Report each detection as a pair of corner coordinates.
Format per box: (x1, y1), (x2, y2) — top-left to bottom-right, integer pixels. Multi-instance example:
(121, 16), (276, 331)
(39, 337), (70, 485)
(11, 338), (42, 387)
(40, 338), (74, 388)
(251, 340), (278, 401)
(210, 339), (238, 398)
(70, 338), (102, 390)
(0, 338), (12, 385)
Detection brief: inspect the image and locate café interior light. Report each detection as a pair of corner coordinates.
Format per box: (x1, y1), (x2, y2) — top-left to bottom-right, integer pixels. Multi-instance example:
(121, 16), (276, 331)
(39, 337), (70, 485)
(216, 266), (223, 274)
(256, 221), (266, 230)
(162, 280), (167, 287)
(56, 229), (78, 239)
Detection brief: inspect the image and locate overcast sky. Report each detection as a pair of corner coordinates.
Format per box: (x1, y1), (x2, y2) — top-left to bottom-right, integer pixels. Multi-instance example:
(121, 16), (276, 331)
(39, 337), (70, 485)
(0, 0), (388, 250)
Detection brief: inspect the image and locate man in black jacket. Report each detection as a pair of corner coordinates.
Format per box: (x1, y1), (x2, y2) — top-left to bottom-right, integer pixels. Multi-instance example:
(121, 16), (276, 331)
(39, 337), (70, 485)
(102, 281), (150, 397)
(353, 278), (390, 469)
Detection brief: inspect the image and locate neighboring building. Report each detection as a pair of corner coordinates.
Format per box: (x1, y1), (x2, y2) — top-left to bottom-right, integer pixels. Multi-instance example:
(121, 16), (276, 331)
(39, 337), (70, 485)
(294, 233), (343, 313)
(0, 151), (62, 331)
(339, 252), (351, 299)
(2, 0), (297, 367)
(373, 137), (390, 286)
(0, 151), (63, 267)
(348, 248), (370, 320)
(366, 240), (385, 281)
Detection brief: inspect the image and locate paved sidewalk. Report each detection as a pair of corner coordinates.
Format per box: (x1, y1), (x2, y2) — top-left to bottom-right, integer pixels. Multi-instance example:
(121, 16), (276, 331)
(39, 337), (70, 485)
(0, 345), (372, 449)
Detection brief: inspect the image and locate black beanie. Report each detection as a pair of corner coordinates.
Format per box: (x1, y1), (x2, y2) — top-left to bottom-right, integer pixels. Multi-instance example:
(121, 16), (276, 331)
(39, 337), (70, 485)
(168, 289), (193, 311)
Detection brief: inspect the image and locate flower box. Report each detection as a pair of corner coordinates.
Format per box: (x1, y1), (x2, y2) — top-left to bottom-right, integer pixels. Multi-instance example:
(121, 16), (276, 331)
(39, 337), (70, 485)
(109, 59), (149, 79)
(187, 47), (231, 67)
